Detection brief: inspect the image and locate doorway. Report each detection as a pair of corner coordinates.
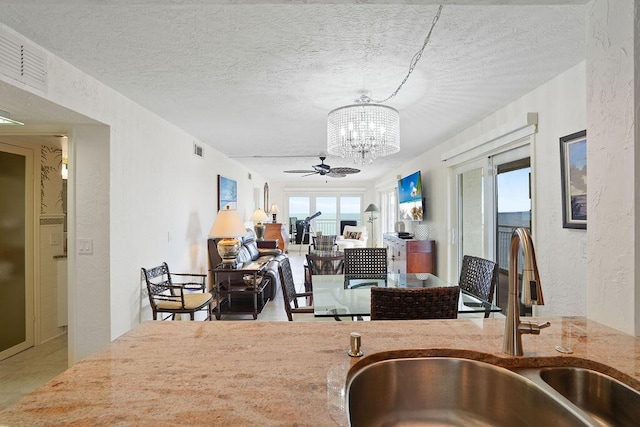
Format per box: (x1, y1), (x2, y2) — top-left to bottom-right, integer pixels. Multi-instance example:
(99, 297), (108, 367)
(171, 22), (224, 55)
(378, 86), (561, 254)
(0, 142), (35, 360)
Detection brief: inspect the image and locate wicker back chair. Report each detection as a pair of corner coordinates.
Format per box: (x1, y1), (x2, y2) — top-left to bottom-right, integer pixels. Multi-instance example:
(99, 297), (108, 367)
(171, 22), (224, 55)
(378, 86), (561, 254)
(370, 286), (460, 320)
(458, 255), (499, 302)
(312, 234), (338, 252)
(304, 251), (345, 293)
(141, 262), (212, 321)
(343, 247), (388, 278)
(277, 257), (313, 321)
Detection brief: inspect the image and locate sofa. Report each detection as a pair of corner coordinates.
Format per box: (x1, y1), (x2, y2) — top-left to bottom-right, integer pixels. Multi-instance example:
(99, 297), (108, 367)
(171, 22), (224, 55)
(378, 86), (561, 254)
(207, 228), (286, 301)
(336, 225), (368, 250)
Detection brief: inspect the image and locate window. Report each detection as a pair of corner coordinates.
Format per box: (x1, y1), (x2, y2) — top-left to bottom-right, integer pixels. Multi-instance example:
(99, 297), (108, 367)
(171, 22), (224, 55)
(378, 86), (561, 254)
(286, 194), (362, 237)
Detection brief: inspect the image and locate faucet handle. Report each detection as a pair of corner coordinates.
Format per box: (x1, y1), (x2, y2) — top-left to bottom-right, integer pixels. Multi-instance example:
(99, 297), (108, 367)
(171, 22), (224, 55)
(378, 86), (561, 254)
(518, 321), (551, 335)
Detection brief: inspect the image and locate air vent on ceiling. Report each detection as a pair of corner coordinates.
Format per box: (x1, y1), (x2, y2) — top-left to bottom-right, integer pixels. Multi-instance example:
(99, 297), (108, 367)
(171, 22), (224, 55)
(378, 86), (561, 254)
(0, 26), (48, 91)
(193, 142), (203, 157)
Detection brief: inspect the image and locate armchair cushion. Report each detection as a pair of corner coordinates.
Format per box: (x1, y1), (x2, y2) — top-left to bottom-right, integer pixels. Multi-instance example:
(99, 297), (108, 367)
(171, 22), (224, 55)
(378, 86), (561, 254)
(156, 292), (213, 310)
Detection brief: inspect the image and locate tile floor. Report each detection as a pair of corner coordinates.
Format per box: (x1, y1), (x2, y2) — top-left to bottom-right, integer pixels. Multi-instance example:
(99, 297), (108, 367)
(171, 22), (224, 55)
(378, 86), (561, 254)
(0, 333), (68, 410)
(0, 248), (312, 410)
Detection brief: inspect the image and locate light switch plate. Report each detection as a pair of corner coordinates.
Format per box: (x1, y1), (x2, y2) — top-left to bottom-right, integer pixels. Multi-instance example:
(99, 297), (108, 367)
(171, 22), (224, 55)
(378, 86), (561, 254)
(78, 238), (93, 254)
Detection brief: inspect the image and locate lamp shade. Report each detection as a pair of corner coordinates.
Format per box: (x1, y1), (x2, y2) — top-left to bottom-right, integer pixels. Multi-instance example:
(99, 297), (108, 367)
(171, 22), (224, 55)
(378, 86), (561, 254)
(364, 203), (380, 213)
(250, 208), (269, 223)
(269, 204), (280, 214)
(209, 208), (247, 238)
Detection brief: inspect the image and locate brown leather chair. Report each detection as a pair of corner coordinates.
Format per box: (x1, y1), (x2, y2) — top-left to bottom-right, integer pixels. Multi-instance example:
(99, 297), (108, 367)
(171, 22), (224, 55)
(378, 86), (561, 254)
(370, 286), (460, 320)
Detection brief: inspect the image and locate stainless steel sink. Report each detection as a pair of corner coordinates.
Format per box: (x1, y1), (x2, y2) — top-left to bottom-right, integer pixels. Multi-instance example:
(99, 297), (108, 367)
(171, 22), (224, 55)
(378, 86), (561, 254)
(346, 357), (593, 426)
(533, 367), (640, 427)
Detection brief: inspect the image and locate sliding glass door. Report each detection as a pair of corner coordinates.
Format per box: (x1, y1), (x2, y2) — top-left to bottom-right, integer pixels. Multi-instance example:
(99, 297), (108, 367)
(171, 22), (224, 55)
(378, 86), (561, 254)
(452, 144), (531, 311)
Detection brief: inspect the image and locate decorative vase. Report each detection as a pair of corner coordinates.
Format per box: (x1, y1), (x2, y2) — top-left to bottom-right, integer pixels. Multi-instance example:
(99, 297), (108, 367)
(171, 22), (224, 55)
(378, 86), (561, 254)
(414, 224), (429, 240)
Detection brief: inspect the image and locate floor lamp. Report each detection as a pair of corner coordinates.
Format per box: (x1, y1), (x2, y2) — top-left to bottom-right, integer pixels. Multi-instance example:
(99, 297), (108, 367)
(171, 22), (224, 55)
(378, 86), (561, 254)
(364, 203), (379, 247)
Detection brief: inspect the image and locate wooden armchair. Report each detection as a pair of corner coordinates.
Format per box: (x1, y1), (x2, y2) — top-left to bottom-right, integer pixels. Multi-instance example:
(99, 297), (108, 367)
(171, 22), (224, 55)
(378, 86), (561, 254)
(304, 251), (345, 293)
(278, 257), (314, 321)
(141, 262), (213, 320)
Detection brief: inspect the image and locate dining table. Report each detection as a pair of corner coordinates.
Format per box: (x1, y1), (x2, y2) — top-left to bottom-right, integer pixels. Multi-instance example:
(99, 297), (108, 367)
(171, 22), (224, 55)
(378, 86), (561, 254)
(312, 272), (501, 318)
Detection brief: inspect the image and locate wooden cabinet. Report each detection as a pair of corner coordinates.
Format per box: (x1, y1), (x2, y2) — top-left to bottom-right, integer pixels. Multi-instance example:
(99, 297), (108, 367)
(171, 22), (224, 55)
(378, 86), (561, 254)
(264, 223), (289, 253)
(383, 233), (436, 275)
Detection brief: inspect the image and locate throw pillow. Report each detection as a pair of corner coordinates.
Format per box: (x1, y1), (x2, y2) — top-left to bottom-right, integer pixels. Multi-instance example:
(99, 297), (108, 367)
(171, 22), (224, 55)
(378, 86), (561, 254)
(346, 231), (362, 240)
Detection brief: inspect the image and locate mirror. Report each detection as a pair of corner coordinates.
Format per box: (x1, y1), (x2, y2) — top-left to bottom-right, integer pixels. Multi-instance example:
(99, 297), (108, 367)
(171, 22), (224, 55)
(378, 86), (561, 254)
(263, 183), (269, 212)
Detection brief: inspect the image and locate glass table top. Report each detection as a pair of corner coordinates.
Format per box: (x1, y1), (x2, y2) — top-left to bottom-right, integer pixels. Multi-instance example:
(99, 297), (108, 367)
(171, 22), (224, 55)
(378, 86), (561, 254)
(312, 273), (501, 318)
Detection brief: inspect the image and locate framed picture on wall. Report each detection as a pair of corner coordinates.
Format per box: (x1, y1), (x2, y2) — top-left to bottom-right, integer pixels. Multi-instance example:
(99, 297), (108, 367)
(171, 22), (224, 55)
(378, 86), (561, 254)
(560, 130), (587, 229)
(217, 175), (237, 211)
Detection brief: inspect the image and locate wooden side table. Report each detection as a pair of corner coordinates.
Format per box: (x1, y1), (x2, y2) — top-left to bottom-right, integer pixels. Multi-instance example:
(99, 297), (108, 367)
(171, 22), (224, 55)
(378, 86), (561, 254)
(264, 222), (289, 253)
(211, 261), (270, 320)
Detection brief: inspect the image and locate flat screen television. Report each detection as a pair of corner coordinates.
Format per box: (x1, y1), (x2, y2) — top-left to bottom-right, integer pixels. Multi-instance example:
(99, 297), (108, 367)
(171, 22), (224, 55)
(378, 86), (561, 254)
(397, 171), (424, 221)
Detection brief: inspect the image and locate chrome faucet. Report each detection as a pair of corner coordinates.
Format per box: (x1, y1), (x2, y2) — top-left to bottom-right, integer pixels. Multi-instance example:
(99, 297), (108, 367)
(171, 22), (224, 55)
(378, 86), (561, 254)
(503, 227), (551, 356)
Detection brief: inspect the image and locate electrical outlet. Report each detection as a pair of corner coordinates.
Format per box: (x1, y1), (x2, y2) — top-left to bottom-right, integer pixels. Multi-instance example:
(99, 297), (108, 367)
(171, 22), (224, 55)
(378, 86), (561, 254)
(78, 238), (93, 254)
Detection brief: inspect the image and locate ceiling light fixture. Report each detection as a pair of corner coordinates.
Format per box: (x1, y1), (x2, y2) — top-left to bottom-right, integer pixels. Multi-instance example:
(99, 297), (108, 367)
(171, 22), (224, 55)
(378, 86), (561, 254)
(0, 109), (24, 125)
(327, 5), (443, 164)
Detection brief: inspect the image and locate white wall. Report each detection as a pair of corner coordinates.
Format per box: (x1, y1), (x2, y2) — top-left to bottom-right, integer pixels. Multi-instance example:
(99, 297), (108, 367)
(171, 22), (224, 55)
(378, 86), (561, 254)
(0, 24), (267, 362)
(586, 0), (639, 334)
(374, 62), (588, 317)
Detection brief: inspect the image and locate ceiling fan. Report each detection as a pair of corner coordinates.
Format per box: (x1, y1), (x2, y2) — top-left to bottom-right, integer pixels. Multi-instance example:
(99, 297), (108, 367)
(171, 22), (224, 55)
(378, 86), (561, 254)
(283, 156), (360, 178)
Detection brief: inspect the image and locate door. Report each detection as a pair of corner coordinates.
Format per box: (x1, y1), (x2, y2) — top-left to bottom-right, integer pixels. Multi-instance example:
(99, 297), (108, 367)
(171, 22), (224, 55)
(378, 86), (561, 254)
(0, 142), (35, 360)
(453, 144), (531, 310)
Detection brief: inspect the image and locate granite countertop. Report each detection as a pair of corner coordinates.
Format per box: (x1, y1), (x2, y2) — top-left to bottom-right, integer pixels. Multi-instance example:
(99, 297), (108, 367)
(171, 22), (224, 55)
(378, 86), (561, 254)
(1, 317), (639, 426)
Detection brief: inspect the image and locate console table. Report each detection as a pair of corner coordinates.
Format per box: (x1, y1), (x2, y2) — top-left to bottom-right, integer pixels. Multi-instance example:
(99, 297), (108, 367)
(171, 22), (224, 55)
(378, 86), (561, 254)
(264, 222), (289, 253)
(383, 233), (437, 275)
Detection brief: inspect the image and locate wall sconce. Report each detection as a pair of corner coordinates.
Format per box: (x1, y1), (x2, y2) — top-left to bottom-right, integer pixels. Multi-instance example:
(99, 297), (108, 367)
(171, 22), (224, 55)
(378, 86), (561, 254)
(0, 109), (24, 125)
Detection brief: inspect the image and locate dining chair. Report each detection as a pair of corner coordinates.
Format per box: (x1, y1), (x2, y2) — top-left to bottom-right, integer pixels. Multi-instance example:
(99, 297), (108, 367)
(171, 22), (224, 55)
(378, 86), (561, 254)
(311, 234), (338, 252)
(370, 286), (460, 320)
(304, 251), (345, 293)
(458, 255), (499, 303)
(141, 262), (213, 320)
(277, 257), (314, 321)
(343, 247), (388, 277)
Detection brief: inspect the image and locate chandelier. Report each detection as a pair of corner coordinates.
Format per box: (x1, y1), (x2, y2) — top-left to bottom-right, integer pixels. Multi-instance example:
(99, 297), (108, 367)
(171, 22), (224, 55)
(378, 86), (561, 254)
(326, 5), (443, 164)
(327, 96), (400, 164)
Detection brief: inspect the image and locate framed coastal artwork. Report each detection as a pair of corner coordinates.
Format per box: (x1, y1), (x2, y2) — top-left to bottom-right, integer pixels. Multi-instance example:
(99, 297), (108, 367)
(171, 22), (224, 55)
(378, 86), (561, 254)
(217, 175), (237, 211)
(560, 130), (587, 229)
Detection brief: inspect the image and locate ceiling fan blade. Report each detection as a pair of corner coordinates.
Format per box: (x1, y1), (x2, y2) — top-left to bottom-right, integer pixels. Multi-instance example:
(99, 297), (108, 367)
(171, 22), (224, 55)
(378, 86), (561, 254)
(302, 171), (320, 177)
(327, 171), (347, 178)
(330, 167), (360, 175)
(284, 169), (316, 174)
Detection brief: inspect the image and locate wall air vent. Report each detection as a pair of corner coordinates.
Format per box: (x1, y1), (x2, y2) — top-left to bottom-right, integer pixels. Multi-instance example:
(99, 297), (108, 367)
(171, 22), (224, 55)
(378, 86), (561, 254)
(0, 26), (48, 91)
(193, 142), (203, 157)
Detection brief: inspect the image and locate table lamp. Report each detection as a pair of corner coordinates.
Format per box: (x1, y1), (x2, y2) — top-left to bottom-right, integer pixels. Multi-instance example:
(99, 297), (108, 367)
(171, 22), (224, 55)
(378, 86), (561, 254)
(250, 208), (269, 240)
(209, 207), (247, 267)
(269, 204), (280, 223)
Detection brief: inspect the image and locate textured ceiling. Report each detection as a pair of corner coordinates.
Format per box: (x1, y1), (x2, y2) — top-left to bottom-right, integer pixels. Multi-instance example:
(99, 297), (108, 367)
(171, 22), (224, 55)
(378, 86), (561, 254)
(0, 1), (587, 183)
